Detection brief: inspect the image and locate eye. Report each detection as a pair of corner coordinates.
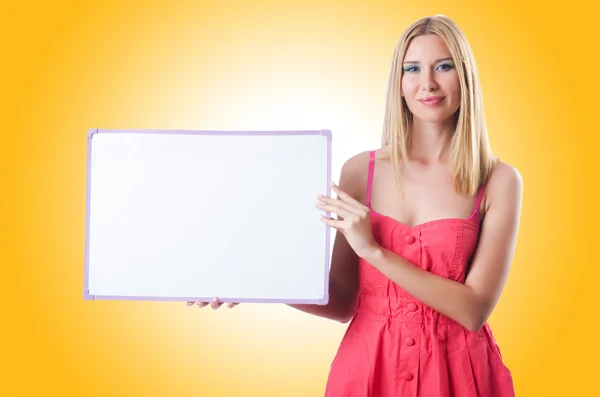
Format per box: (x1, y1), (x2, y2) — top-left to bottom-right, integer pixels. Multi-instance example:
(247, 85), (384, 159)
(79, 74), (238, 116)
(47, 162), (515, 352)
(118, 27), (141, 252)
(437, 63), (454, 71)
(403, 65), (419, 73)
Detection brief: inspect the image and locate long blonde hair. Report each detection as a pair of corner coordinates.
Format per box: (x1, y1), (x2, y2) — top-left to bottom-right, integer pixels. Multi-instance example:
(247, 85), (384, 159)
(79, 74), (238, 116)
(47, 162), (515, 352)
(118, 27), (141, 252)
(381, 14), (497, 197)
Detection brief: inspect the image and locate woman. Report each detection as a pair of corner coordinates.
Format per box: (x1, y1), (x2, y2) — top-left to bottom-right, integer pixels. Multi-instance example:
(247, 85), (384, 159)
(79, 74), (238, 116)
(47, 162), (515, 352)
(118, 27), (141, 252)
(190, 14), (522, 397)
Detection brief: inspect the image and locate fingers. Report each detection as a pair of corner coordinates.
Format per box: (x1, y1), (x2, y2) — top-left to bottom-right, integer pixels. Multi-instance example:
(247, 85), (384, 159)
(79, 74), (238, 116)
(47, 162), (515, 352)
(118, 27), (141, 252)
(317, 182), (368, 217)
(331, 181), (368, 210)
(198, 300), (209, 308)
(210, 297), (222, 309)
(317, 196), (369, 225)
(315, 202), (355, 220)
(320, 215), (345, 231)
(186, 297), (238, 309)
(317, 194), (361, 216)
(187, 301), (208, 308)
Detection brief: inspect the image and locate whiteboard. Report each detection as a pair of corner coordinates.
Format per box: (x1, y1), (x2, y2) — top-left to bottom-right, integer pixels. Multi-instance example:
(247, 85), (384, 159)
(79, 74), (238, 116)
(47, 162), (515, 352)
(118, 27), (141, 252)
(83, 128), (332, 304)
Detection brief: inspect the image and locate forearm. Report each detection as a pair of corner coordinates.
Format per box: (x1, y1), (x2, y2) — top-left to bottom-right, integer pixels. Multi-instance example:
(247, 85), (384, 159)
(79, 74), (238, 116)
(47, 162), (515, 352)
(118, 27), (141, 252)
(287, 282), (357, 323)
(365, 247), (484, 332)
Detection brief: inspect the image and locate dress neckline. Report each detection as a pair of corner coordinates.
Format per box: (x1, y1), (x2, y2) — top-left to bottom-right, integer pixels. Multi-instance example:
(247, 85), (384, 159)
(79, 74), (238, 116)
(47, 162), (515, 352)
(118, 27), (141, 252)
(370, 209), (480, 230)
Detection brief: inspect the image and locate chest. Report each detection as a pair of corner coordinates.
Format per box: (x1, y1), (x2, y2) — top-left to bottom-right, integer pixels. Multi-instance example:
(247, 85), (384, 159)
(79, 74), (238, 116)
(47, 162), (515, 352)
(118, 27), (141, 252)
(369, 159), (478, 227)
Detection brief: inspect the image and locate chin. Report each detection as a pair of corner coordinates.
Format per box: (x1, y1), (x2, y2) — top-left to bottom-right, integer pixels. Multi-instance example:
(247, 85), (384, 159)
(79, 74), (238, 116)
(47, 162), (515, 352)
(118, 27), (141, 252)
(407, 103), (460, 124)
(412, 111), (456, 124)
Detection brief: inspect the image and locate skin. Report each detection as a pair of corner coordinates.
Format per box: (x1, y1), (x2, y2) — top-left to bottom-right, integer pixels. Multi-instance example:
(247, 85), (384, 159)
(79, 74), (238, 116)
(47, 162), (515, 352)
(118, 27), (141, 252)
(188, 34), (523, 332)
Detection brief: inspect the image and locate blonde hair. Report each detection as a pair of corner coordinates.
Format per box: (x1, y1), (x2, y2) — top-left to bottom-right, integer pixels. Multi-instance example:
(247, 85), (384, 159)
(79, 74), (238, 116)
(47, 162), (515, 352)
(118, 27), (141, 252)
(381, 14), (497, 197)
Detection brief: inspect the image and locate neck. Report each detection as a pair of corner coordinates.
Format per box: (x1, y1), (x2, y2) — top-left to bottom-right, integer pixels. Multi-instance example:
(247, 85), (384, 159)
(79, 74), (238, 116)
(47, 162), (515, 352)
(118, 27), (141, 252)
(409, 118), (456, 163)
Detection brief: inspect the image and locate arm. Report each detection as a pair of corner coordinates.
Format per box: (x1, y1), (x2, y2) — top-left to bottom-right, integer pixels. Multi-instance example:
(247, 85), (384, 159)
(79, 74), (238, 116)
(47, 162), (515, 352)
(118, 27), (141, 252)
(288, 154), (368, 323)
(288, 229), (359, 323)
(363, 163), (523, 332)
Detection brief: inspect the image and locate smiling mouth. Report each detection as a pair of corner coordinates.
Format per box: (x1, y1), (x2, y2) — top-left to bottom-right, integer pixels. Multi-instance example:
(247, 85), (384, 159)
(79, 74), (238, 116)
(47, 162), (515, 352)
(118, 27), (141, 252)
(418, 96), (444, 106)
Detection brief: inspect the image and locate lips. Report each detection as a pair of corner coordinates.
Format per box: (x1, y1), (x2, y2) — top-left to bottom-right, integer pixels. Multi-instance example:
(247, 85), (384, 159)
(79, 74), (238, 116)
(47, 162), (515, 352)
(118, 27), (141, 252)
(418, 96), (444, 105)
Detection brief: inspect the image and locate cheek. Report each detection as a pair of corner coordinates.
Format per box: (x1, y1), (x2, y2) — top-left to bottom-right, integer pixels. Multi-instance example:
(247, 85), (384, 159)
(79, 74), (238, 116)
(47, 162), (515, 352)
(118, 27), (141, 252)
(443, 74), (461, 98)
(401, 75), (418, 95)
(451, 82), (461, 100)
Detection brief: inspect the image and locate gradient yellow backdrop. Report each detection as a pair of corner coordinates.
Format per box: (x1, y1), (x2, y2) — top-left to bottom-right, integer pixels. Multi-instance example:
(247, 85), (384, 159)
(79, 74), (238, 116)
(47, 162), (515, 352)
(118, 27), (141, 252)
(3, 1), (598, 396)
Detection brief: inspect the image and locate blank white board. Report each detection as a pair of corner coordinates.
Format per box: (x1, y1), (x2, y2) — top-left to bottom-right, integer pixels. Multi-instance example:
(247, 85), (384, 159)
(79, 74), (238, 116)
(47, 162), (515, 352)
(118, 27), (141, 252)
(83, 129), (331, 304)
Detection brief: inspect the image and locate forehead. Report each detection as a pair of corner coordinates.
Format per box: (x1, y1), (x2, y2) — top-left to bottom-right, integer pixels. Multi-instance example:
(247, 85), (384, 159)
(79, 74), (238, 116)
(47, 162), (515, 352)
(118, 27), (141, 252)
(403, 34), (451, 61)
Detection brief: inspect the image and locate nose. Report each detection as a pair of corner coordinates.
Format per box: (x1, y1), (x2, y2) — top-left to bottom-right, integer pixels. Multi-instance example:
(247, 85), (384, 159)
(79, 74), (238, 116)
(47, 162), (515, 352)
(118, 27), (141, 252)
(420, 68), (438, 91)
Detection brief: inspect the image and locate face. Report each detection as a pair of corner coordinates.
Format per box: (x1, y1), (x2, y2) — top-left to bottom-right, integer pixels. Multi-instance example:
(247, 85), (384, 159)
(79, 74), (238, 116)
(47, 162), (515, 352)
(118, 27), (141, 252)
(401, 34), (461, 123)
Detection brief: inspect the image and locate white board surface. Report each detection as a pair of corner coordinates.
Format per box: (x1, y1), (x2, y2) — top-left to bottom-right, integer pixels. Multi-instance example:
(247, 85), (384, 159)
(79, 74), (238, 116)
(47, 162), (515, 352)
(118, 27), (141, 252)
(83, 129), (331, 304)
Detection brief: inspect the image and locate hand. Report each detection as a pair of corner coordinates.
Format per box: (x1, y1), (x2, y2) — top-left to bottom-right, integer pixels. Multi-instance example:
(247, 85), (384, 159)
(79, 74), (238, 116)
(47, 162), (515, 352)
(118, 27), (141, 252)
(316, 181), (380, 259)
(186, 297), (238, 310)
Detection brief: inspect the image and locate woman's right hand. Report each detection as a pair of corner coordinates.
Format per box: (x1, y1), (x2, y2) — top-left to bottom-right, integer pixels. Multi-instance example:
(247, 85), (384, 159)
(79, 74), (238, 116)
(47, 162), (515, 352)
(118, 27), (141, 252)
(186, 297), (238, 310)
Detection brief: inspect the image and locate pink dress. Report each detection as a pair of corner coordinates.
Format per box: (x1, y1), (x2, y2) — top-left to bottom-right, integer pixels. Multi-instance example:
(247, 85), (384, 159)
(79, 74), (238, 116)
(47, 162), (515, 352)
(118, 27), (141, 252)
(324, 151), (515, 396)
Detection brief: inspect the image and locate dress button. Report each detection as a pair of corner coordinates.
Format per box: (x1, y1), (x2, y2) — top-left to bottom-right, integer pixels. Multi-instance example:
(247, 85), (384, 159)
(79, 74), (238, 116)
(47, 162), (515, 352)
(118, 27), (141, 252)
(405, 337), (415, 346)
(407, 302), (418, 312)
(404, 234), (416, 244)
(403, 372), (414, 381)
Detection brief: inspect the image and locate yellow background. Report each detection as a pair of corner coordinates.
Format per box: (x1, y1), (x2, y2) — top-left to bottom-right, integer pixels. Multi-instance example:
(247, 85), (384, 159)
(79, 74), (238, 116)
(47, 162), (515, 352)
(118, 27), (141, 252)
(3, 0), (598, 396)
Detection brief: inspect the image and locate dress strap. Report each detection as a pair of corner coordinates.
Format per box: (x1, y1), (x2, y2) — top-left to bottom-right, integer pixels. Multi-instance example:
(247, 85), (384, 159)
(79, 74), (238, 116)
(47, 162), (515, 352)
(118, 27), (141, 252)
(366, 150), (375, 208)
(470, 183), (486, 223)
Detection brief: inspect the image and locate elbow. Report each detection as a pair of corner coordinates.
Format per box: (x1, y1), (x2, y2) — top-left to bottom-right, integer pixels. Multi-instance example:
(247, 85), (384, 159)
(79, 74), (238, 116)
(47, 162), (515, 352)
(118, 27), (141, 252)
(329, 284), (358, 324)
(463, 293), (493, 332)
(337, 313), (354, 324)
(336, 299), (358, 323)
(465, 321), (485, 333)
(335, 306), (357, 323)
(465, 311), (489, 333)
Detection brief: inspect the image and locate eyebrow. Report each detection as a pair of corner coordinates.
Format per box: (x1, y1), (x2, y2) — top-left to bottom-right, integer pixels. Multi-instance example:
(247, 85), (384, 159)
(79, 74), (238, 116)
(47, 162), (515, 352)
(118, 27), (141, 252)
(403, 57), (454, 64)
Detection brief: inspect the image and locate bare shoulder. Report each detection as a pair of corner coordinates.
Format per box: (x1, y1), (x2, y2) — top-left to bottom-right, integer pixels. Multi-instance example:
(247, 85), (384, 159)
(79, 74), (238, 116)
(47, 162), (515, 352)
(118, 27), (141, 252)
(341, 150), (372, 176)
(486, 161), (523, 198)
(489, 160), (522, 185)
(483, 160), (523, 217)
(339, 150), (372, 204)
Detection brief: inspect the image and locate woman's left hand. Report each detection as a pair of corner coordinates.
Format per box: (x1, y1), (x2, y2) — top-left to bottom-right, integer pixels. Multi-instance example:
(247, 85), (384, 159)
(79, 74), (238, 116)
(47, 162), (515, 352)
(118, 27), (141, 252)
(316, 182), (380, 259)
